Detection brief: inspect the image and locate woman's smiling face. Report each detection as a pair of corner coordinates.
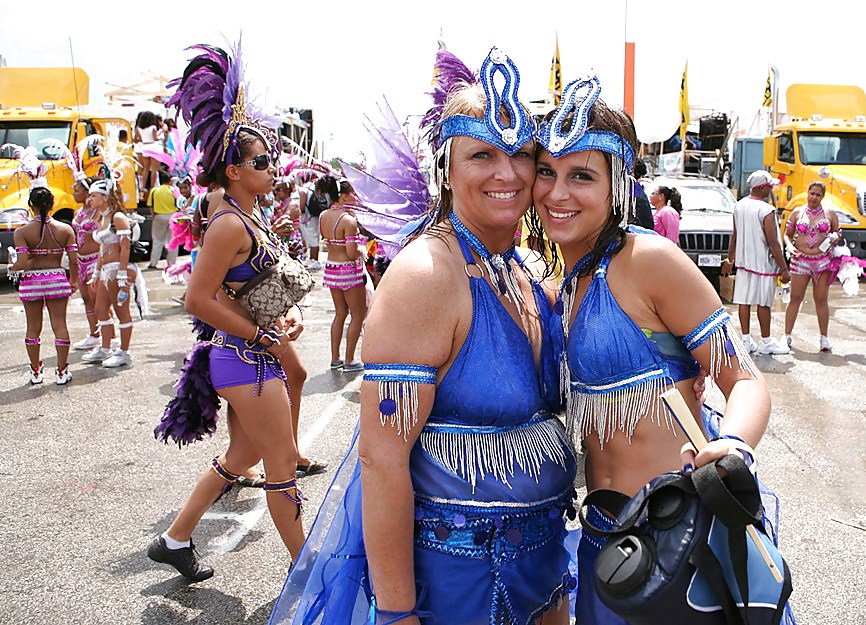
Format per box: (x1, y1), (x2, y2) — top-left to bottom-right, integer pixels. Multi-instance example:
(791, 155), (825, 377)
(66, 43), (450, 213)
(533, 149), (612, 257)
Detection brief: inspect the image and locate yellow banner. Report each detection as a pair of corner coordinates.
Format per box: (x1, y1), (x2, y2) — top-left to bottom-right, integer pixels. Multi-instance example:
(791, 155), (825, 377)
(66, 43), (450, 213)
(548, 33), (562, 107)
(763, 70), (773, 107)
(679, 61), (689, 141)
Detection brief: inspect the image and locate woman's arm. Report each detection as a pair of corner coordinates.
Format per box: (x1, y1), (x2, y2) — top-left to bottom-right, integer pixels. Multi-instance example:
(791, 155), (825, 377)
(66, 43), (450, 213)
(10, 228), (28, 272)
(63, 225), (79, 288)
(644, 239), (770, 465)
(114, 212), (131, 272)
(341, 215), (362, 260)
(359, 240), (458, 616)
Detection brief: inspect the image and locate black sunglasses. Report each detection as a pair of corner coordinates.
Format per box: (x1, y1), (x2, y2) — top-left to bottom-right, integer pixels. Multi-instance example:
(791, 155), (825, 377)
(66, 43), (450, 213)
(236, 154), (273, 171)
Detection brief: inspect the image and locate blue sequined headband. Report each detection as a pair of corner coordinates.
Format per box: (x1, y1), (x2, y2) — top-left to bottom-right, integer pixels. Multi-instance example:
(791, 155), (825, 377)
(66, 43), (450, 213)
(437, 47), (534, 155)
(537, 75), (635, 170)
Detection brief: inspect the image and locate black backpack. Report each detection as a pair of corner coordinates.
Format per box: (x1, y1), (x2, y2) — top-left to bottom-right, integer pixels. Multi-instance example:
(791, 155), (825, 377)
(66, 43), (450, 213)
(305, 192), (327, 217)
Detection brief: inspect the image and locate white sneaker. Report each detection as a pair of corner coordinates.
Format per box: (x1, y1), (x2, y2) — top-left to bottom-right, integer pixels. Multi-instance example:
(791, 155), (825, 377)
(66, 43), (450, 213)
(73, 334), (100, 351)
(103, 349), (132, 368)
(819, 336), (832, 352)
(29, 362), (44, 385)
(784, 334), (793, 348)
(82, 346), (113, 363)
(758, 337), (790, 355)
(56, 366), (72, 385)
(742, 336), (758, 354)
(305, 259), (322, 272)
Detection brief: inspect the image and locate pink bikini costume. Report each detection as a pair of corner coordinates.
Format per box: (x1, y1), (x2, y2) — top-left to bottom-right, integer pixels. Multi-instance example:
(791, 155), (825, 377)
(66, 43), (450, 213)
(788, 205), (835, 277)
(73, 206), (100, 283)
(16, 218), (77, 301)
(321, 211), (365, 290)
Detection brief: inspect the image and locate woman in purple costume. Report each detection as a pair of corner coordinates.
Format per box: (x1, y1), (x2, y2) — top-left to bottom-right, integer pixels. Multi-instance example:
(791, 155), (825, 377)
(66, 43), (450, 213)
(148, 42), (306, 582)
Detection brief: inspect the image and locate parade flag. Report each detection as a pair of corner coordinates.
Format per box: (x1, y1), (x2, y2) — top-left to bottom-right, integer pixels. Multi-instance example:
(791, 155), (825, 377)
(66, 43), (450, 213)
(763, 69), (773, 107)
(679, 61), (689, 142)
(548, 33), (562, 107)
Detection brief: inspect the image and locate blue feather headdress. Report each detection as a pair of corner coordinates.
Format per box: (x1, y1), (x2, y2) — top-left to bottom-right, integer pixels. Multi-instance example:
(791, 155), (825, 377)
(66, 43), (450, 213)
(167, 39), (279, 174)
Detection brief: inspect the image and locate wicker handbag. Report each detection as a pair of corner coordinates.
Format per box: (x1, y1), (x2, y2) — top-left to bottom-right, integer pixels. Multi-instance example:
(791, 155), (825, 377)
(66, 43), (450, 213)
(233, 256), (313, 328)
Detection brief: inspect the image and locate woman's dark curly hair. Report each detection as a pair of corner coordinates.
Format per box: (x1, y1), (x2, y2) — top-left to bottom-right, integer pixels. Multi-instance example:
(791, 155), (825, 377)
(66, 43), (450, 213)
(526, 100), (638, 281)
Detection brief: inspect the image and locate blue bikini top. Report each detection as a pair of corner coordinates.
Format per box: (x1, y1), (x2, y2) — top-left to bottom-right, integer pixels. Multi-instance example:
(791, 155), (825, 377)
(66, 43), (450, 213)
(429, 235), (559, 427)
(566, 253), (700, 391)
(209, 209), (283, 283)
(556, 243), (756, 444)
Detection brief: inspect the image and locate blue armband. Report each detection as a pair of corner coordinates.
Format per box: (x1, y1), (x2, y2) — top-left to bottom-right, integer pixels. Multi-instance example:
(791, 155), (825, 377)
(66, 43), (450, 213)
(682, 307), (759, 380)
(364, 364), (437, 441)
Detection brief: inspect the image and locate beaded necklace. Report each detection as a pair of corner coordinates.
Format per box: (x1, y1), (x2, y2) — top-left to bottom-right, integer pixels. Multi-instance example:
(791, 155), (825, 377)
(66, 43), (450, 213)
(449, 211), (524, 309)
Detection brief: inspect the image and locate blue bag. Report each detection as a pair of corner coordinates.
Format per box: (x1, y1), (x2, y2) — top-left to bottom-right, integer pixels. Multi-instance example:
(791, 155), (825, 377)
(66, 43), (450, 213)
(579, 455), (793, 625)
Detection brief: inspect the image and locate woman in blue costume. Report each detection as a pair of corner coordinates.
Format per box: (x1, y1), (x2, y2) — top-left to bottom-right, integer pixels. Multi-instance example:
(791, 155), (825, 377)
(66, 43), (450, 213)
(270, 47), (577, 625)
(527, 75), (795, 624)
(148, 42), (306, 581)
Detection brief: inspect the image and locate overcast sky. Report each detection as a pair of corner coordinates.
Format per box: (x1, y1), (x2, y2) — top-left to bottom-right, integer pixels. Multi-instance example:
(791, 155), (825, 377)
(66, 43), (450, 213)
(3, 0), (865, 159)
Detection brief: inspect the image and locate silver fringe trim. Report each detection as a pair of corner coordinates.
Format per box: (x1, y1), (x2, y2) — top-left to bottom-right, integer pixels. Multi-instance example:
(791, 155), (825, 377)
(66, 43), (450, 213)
(419, 417), (570, 492)
(566, 372), (675, 448)
(707, 318), (760, 380)
(482, 254), (526, 314)
(610, 155), (632, 228)
(378, 380), (421, 442)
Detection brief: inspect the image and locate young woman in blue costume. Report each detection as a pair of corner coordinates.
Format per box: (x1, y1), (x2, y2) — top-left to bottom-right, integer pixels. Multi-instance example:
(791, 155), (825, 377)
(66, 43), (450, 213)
(528, 76), (780, 624)
(269, 48), (577, 625)
(148, 42), (306, 582)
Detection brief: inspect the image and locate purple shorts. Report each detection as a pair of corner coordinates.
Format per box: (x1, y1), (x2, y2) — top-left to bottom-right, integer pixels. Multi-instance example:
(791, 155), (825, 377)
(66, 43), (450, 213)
(18, 268), (72, 301)
(208, 330), (287, 391)
(322, 259), (364, 290)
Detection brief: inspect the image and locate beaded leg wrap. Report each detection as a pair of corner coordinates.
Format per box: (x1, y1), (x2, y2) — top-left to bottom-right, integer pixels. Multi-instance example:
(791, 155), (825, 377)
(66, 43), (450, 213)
(24, 337), (41, 346)
(55, 339), (70, 347)
(210, 457), (240, 501)
(263, 479), (306, 519)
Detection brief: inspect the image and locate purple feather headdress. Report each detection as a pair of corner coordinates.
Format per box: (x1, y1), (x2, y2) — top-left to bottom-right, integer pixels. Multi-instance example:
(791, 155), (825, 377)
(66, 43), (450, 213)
(419, 50), (478, 149)
(167, 38), (279, 174)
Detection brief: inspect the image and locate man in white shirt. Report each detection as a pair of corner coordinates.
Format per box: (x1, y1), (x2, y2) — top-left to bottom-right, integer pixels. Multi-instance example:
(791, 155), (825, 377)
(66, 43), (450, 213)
(722, 170), (791, 355)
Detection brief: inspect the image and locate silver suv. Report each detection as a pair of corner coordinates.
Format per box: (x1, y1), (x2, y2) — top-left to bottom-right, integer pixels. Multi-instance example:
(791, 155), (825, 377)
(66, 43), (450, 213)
(641, 173), (735, 292)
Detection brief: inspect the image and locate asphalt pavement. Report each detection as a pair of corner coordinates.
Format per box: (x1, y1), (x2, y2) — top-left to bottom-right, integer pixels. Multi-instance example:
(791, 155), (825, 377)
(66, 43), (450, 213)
(0, 264), (863, 624)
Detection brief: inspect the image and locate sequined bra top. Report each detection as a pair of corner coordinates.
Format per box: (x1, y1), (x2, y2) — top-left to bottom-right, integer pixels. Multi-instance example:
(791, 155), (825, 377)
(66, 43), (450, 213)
(429, 236), (560, 426)
(557, 247), (755, 444)
(73, 208), (99, 248)
(208, 209), (283, 283)
(412, 234), (574, 504)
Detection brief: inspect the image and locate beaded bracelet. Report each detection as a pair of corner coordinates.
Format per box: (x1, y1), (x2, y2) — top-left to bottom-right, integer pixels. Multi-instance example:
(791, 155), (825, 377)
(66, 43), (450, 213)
(252, 326), (282, 346)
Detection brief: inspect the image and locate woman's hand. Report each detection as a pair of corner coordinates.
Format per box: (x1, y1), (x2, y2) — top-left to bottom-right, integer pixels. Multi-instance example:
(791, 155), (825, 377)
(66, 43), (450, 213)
(680, 437), (754, 472)
(282, 307), (304, 341)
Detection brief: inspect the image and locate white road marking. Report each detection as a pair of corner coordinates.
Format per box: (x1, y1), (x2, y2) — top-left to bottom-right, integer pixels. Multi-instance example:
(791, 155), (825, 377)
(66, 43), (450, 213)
(201, 377), (361, 550)
(203, 498), (269, 554)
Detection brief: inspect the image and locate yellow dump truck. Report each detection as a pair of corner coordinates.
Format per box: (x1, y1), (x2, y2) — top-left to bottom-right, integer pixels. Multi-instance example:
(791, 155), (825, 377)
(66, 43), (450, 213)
(0, 67), (137, 263)
(763, 84), (866, 259)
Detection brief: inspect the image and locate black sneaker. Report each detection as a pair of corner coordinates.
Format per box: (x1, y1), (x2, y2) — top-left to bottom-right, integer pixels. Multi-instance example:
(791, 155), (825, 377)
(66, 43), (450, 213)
(147, 536), (214, 582)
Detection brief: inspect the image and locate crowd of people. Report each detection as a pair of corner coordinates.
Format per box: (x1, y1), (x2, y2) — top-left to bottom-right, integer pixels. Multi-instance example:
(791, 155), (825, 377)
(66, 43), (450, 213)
(8, 37), (857, 625)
